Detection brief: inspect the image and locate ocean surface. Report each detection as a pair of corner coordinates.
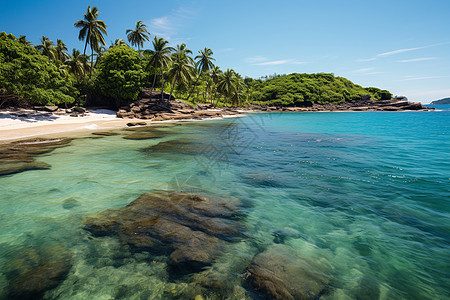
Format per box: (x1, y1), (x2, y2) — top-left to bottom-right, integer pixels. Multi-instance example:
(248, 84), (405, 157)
(0, 109), (449, 299)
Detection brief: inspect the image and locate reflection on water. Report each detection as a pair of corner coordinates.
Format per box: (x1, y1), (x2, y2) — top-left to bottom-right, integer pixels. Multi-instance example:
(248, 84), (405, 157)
(0, 112), (449, 299)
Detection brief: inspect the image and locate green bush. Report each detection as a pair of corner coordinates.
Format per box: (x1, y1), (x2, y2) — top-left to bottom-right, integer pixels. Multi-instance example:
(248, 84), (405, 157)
(249, 73), (390, 105)
(366, 87), (392, 100)
(95, 45), (145, 104)
(0, 32), (77, 105)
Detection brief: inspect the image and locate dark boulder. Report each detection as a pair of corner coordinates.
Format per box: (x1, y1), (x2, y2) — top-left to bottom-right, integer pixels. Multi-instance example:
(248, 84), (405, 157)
(6, 246), (72, 300)
(82, 191), (244, 274)
(73, 106), (86, 113)
(247, 244), (331, 300)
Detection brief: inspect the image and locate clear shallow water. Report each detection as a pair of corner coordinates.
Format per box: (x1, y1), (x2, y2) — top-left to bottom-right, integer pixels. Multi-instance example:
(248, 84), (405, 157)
(0, 111), (449, 299)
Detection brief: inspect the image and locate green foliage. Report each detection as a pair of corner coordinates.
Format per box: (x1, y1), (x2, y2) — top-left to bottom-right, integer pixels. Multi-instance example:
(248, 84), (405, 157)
(96, 45), (145, 102)
(366, 87), (392, 100)
(248, 73), (390, 105)
(0, 32), (77, 105)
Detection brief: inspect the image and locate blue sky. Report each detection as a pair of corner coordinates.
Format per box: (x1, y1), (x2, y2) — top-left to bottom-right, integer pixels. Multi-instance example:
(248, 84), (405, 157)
(1, 0), (449, 103)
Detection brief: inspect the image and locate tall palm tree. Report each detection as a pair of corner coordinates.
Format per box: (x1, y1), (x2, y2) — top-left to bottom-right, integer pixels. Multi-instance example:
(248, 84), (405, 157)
(55, 39), (70, 63)
(145, 36), (174, 101)
(74, 5), (107, 75)
(167, 49), (195, 101)
(126, 21), (150, 54)
(35, 36), (56, 61)
(187, 47), (215, 102)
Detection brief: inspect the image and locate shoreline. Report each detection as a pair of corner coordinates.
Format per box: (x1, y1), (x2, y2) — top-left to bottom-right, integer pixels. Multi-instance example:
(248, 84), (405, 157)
(0, 108), (244, 143)
(0, 98), (438, 143)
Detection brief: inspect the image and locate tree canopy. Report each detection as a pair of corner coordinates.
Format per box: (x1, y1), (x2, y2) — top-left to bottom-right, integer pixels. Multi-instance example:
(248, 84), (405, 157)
(246, 73), (392, 106)
(95, 45), (145, 104)
(0, 32), (77, 106)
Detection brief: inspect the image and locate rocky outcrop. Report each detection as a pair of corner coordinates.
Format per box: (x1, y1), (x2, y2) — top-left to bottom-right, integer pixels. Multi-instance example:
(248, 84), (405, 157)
(0, 138), (72, 176)
(116, 88), (240, 121)
(82, 191), (244, 274)
(247, 244), (331, 300)
(256, 99), (433, 112)
(6, 246), (72, 300)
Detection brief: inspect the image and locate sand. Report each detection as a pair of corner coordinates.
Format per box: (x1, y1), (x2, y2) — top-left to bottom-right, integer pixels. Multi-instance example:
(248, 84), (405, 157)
(0, 109), (133, 142)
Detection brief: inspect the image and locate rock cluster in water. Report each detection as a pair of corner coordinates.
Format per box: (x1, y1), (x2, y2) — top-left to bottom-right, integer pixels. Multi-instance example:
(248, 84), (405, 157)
(5, 246), (72, 300)
(0, 138), (71, 176)
(116, 89), (240, 120)
(82, 191), (245, 274)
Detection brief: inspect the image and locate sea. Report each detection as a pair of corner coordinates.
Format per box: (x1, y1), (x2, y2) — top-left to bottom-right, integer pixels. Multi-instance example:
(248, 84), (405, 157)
(0, 107), (449, 299)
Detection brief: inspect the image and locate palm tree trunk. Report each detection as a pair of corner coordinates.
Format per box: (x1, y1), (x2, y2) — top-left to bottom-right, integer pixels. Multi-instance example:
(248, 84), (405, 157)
(186, 74), (200, 102)
(161, 68), (164, 102)
(213, 89), (218, 106)
(90, 47), (94, 77)
(151, 73), (157, 91)
(83, 38), (88, 56)
(168, 75), (177, 102)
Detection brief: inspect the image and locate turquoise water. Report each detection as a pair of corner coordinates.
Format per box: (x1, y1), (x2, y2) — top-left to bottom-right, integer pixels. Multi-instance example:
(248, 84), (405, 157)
(0, 110), (449, 299)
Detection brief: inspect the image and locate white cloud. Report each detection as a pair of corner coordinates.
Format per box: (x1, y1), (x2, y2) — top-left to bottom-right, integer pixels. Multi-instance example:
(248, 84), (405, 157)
(351, 68), (375, 74)
(245, 56), (268, 63)
(151, 16), (174, 33)
(216, 48), (234, 53)
(376, 46), (428, 57)
(357, 57), (377, 62)
(357, 42), (449, 62)
(254, 60), (291, 66)
(399, 75), (444, 81)
(397, 57), (436, 63)
(249, 58), (309, 66)
(147, 5), (197, 41)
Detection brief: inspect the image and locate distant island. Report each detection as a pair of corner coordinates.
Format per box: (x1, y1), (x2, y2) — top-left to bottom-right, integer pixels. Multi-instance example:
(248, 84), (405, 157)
(430, 97), (450, 105)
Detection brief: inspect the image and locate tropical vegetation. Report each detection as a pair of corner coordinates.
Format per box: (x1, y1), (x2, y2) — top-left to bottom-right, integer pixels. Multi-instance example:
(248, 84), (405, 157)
(0, 5), (393, 109)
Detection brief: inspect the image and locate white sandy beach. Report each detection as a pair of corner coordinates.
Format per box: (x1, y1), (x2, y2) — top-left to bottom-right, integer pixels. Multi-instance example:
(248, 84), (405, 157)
(0, 109), (132, 142)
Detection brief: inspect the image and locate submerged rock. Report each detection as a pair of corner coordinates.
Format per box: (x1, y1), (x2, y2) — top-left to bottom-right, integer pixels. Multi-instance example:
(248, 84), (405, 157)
(6, 246), (72, 299)
(0, 138), (72, 176)
(91, 131), (119, 136)
(0, 160), (51, 176)
(247, 244), (331, 300)
(122, 130), (167, 140)
(82, 191), (244, 274)
(142, 139), (203, 155)
(62, 198), (81, 210)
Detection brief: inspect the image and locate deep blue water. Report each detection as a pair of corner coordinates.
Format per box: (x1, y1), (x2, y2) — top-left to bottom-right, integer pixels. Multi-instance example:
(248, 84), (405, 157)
(0, 110), (449, 299)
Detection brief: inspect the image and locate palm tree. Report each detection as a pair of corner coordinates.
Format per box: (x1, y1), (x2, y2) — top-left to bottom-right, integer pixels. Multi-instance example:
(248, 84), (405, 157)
(167, 48), (195, 101)
(74, 5), (107, 75)
(210, 66), (222, 105)
(94, 46), (107, 68)
(126, 21), (150, 54)
(187, 47), (215, 102)
(174, 43), (194, 64)
(217, 69), (237, 104)
(65, 49), (87, 78)
(55, 39), (70, 63)
(231, 73), (245, 106)
(110, 39), (127, 48)
(145, 36), (174, 101)
(35, 36), (56, 61)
